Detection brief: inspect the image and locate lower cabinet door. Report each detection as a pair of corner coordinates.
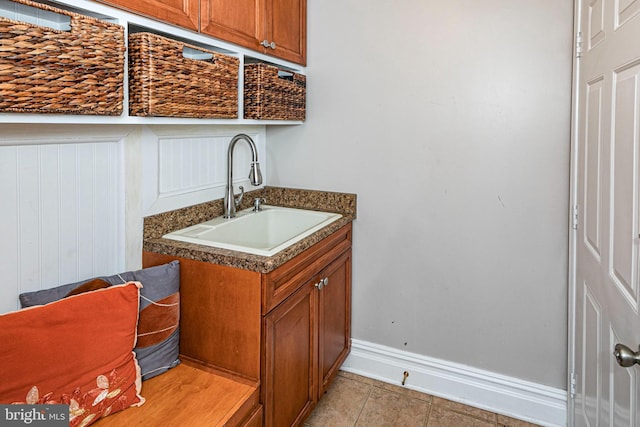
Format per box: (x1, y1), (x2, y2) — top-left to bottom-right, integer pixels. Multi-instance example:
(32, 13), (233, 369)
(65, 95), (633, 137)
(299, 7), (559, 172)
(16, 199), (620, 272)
(318, 249), (352, 394)
(262, 280), (317, 427)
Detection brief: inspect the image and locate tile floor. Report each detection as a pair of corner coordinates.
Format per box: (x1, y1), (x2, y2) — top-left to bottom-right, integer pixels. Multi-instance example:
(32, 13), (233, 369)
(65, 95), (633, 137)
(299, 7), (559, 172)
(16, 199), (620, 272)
(304, 371), (541, 427)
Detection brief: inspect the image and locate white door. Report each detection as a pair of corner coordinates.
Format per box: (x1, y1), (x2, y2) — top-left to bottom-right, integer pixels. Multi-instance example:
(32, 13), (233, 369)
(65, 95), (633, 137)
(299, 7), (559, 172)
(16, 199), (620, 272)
(573, 0), (640, 425)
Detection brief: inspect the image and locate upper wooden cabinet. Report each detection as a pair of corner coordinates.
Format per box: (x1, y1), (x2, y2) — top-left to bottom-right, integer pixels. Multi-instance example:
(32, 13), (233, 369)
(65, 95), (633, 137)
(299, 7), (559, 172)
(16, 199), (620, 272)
(201, 0), (307, 65)
(200, 0), (262, 53)
(99, 0), (199, 30)
(99, 0), (306, 64)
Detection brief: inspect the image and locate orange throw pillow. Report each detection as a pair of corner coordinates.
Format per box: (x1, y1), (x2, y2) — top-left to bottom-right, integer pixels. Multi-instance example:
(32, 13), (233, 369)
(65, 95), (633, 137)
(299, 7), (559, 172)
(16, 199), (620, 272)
(0, 282), (144, 427)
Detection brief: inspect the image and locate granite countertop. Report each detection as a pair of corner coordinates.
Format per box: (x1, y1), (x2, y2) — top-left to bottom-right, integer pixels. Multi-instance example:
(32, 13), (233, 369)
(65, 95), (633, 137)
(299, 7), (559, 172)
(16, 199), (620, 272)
(143, 186), (356, 273)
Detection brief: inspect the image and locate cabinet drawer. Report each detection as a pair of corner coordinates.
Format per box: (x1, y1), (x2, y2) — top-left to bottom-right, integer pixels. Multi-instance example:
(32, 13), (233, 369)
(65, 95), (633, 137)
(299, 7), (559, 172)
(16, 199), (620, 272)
(262, 223), (351, 313)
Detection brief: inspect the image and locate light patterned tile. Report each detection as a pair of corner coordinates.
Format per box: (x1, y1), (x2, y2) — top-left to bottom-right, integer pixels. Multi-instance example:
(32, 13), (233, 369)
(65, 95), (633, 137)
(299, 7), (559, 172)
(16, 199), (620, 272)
(427, 405), (496, 427)
(431, 397), (497, 423)
(338, 371), (433, 402)
(309, 372), (539, 427)
(354, 386), (430, 427)
(338, 370), (388, 387)
(375, 382), (433, 403)
(305, 375), (371, 427)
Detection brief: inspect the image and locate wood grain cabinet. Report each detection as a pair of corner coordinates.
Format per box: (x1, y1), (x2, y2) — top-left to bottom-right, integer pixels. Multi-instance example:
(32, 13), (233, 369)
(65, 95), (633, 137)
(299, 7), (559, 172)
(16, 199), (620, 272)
(101, 0), (306, 64)
(201, 0), (307, 65)
(143, 222), (351, 427)
(263, 278), (316, 427)
(98, 0), (199, 30)
(317, 250), (351, 395)
(263, 248), (351, 426)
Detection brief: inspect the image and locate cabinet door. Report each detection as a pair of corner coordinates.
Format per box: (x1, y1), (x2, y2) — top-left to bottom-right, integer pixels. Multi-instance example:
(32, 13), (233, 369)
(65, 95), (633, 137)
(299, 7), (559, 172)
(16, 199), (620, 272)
(101, 0), (198, 30)
(200, 0), (263, 52)
(318, 249), (352, 394)
(262, 280), (317, 427)
(264, 0), (306, 64)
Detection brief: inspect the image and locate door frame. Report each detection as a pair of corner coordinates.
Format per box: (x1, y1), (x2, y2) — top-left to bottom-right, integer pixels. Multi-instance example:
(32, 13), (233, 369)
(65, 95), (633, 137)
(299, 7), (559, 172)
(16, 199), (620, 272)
(568, 0), (582, 426)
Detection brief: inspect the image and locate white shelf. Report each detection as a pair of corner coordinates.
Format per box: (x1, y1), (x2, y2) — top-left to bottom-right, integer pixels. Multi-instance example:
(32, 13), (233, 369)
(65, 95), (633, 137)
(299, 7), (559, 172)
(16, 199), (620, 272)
(0, 114), (303, 125)
(0, 0), (305, 125)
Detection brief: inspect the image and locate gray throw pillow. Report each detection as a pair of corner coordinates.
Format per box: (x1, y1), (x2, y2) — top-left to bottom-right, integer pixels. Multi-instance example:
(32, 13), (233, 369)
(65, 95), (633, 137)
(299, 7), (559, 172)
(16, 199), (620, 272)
(19, 261), (181, 381)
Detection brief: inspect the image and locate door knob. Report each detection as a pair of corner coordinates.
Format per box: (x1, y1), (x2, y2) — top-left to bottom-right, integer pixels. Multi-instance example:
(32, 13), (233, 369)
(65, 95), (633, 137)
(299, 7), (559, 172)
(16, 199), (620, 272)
(614, 343), (640, 367)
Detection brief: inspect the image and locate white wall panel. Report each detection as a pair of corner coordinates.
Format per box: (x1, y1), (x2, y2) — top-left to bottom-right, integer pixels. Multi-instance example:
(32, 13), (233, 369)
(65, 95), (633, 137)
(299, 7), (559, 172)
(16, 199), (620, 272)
(0, 135), (124, 314)
(0, 146), (19, 311)
(158, 136), (225, 195)
(142, 126), (266, 216)
(39, 145), (62, 287)
(58, 143), (81, 284)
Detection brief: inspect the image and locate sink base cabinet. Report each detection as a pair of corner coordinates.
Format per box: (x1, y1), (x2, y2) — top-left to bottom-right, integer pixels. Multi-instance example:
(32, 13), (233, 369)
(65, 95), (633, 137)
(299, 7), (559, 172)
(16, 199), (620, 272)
(317, 249), (352, 395)
(262, 279), (316, 427)
(262, 248), (351, 426)
(142, 251), (263, 380)
(142, 223), (352, 426)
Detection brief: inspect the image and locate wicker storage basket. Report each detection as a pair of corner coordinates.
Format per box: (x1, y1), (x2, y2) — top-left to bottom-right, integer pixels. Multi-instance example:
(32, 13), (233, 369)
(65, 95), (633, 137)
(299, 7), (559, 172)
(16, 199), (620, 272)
(128, 32), (239, 118)
(244, 63), (306, 121)
(0, 0), (125, 115)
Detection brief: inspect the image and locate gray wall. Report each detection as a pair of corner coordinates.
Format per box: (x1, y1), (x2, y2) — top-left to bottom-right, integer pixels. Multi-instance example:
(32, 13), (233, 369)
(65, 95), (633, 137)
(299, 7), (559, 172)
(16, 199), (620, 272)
(266, 0), (573, 389)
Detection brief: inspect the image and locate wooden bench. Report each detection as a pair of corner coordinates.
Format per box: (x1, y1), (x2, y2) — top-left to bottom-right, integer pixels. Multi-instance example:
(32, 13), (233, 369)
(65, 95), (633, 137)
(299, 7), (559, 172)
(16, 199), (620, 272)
(97, 358), (262, 427)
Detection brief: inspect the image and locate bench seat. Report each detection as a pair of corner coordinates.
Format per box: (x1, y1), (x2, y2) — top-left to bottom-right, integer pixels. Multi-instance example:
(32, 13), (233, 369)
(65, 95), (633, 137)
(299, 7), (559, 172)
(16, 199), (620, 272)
(97, 359), (261, 427)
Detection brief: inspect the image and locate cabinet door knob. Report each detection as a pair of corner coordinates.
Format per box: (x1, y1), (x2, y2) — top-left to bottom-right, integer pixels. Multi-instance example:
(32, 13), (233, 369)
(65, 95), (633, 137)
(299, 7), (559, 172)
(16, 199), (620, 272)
(260, 40), (276, 49)
(315, 278), (329, 290)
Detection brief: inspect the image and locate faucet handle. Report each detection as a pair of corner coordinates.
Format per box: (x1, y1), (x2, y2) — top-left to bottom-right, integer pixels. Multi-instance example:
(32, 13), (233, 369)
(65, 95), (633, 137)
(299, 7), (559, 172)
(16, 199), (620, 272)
(253, 197), (266, 212)
(234, 185), (245, 208)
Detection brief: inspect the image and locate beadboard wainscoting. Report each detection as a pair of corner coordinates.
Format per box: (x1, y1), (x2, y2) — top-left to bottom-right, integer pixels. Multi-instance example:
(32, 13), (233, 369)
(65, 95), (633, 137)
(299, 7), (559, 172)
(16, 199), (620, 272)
(342, 339), (567, 427)
(0, 124), (266, 314)
(0, 127), (130, 314)
(141, 126), (266, 216)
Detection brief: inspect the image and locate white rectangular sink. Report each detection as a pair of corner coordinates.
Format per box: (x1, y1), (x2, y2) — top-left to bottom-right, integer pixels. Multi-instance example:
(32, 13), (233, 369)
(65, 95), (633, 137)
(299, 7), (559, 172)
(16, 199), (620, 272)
(162, 205), (342, 256)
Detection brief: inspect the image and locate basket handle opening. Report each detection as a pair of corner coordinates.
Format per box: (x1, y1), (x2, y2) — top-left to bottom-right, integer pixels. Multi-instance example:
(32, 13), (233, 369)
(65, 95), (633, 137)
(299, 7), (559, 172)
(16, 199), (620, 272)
(182, 46), (214, 62)
(277, 70), (294, 81)
(0, 0), (71, 31)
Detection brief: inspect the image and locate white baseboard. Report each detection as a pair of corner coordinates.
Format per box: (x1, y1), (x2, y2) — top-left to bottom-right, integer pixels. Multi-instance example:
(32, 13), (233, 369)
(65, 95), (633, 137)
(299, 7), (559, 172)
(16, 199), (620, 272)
(341, 339), (567, 427)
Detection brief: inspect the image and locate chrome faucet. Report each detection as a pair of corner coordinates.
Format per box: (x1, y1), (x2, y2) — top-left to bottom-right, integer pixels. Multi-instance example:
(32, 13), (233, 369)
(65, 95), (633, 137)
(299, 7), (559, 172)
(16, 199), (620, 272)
(224, 134), (263, 218)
